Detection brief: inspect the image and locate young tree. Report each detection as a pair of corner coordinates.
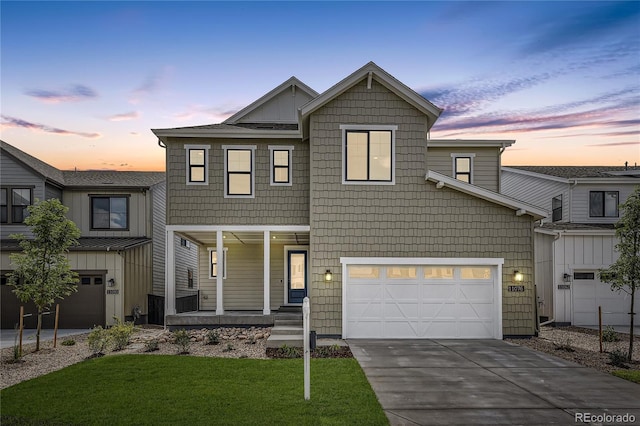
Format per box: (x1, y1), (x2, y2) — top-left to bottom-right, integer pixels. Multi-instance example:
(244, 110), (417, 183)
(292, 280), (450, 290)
(8, 199), (80, 351)
(599, 187), (640, 362)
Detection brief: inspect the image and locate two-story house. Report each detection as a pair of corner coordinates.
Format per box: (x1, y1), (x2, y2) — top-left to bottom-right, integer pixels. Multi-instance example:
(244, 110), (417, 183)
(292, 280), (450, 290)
(502, 166), (639, 327)
(0, 140), (185, 329)
(153, 62), (547, 339)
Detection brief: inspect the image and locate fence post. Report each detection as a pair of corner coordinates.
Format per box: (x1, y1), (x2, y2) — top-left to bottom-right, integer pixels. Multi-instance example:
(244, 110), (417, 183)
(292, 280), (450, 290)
(303, 297), (310, 401)
(53, 304), (60, 348)
(19, 306), (24, 356)
(598, 305), (603, 353)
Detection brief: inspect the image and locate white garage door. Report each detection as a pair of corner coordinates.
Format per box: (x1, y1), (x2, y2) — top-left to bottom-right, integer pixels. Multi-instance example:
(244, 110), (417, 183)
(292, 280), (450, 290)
(573, 271), (638, 326)
(343, 261), (502, 339)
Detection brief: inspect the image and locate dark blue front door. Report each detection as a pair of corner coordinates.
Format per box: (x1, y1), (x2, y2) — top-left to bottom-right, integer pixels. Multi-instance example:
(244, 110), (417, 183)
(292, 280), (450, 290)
(288, 250), (307, 304)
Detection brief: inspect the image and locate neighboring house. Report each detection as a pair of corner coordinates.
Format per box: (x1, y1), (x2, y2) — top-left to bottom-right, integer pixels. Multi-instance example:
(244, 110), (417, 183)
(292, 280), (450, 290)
(152, 62), (547, 339)
(0, 140), (178, 329)
(502, 166), (640, 327)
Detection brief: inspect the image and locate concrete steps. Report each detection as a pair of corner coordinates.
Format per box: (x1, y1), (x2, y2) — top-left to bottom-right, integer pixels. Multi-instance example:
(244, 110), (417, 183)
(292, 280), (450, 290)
(266, 310), (303, 348)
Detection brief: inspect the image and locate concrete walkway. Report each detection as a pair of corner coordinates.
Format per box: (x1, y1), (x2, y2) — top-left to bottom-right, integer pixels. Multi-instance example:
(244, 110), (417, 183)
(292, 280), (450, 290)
(0, 329), (90, 349)
(349, 339), (640, 425)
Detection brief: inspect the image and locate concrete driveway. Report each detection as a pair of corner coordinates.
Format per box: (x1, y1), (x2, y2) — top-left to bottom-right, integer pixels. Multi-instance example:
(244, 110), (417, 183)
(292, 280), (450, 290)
(349, 339), (640, 425)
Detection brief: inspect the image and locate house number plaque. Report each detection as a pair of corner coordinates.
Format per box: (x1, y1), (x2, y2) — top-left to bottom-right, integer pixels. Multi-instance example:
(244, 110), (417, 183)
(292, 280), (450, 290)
(557, 284), (570, 290)
(507, 285), (525, 292)
(107, 289), (119, 295)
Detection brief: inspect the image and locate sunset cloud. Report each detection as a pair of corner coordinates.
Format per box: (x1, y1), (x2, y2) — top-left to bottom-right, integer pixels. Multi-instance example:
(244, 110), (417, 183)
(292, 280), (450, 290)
(1, 115), (100, 138)
(108, 111), (139, 121)
(24, 84), (98, 103)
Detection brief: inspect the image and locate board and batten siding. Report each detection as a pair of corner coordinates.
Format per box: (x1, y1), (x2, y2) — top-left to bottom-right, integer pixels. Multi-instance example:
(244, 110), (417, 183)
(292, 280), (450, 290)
(124, 243), (153, 317)
(151, 181), (166, 296)
(534, 231), (555, 320)
(427, 147), (501, 192)
(0, 153), (47, 238)
(501, 169), (568, 222)
(198, 242), (286, 311)
(165, 138), (309, 226)
(553, 233), (617, 323)
(309, 77), (537, 336)
(236, 87), (316, 123)
(64, 189), (151, 237)
(570, 184), (638, 224)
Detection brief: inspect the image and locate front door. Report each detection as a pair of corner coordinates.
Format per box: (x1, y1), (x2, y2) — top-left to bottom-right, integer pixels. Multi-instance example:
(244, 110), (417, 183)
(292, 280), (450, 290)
(288, 250), (307, 304)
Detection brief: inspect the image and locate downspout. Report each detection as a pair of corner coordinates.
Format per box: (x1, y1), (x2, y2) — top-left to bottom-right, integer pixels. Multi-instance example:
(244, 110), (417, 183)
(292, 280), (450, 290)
(498, 143), (507, 193)
(568, 179), (577, 222)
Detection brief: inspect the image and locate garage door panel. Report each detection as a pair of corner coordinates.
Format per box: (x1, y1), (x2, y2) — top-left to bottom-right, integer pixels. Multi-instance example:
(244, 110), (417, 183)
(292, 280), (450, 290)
(572, 272), (638, 326)
(345, 264), (499, 339)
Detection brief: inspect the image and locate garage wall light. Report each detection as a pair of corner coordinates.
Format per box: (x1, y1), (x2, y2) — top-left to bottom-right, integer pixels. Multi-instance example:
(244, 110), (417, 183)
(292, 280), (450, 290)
(324, 270), (333, 282)
(513, 271), (524, 282)
(563, 273), (572, 282)
(108, 278), (116, 287)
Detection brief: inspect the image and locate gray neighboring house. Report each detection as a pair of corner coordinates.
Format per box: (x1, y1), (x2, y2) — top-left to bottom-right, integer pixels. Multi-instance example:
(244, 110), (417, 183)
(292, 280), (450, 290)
(0, 140), (195, 328)
(502, 166), (640, 326)
(153, 62), (548, 339)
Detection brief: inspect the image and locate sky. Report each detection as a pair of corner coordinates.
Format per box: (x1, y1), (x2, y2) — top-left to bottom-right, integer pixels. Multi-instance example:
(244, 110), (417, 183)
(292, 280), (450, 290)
(1, 1), (639, 171)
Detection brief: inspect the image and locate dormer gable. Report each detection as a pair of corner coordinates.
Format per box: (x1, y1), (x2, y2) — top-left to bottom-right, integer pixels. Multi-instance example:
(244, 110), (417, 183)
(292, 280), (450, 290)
(224, 77), (318, 125)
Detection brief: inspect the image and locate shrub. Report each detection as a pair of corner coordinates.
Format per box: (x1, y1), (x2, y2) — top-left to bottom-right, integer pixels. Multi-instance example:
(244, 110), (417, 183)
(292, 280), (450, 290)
(144, 339), (159, 352)
(602, 326), (620, 343)
(277, 344), (301, 358)
(205, 330), (220, 345)
(173, 329), (191, 354)
(109, 318), (135, 351)
(87, 326), (110, 356)
(61, 339), (76, 346)
(609, 349), (629, 368)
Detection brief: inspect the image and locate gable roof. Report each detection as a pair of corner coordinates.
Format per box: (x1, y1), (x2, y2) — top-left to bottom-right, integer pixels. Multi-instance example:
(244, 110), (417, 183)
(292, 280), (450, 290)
(426, 170), (547, 220)
(299, 62), (443, 130)
(223, 77), (318, 124)
(0, 139), (65, 186)
(1, 140), (165, 188)
(62, 171), (165, 188)
(504, 166), (640, 179)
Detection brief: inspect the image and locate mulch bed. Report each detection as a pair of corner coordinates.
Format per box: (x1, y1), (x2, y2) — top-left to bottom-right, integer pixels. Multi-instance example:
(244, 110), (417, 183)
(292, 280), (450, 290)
(266, 346), (353, 359)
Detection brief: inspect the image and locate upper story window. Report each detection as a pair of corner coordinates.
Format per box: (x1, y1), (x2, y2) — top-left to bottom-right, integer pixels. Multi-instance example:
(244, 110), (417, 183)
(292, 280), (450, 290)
(451, 154), (475, 183)
(1, 187), (32, 224)
(341, 125), (396, 185)
(223, 145), (256, 198)
(91, 196), (129, 230)
(589, 191), (618, 218)
(552, 195), (562, 222)
(269, 146), (294, 186)
(184, 144), (210, 185)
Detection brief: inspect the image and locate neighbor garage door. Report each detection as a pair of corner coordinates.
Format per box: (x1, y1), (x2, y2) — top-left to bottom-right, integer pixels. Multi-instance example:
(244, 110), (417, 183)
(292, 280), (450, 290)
(343, 260), (502, 339)
(1, 273), (105, 329)
(572, 271), (639, 326)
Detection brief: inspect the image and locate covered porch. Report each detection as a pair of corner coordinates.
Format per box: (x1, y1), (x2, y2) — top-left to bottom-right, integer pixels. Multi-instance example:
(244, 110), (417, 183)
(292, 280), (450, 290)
(165, 225), (310, 326)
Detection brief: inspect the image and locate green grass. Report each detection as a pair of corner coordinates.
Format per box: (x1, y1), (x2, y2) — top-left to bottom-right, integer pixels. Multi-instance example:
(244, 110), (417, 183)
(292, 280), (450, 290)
(1, 355), (388, 425)
(612, 369), (640, 384)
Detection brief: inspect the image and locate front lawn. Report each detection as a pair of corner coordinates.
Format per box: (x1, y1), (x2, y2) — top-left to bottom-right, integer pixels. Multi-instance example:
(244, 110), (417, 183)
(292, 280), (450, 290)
(1, 355), (387, 425)
(613, 369), (640, 384)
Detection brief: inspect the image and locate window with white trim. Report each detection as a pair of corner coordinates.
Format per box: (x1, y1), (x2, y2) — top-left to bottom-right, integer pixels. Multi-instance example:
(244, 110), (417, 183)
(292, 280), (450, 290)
(451, 153), (475, 183)
(208, 247), (228, 279)
(268, 146), (293, 186)
(184, 144), (210, 185)
(223, 145), (256, 197)
(341, 125), (396, 184)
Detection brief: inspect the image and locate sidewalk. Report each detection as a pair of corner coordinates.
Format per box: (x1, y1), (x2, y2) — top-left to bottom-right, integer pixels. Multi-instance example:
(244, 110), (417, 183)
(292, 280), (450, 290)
(0, 329), (90, 349)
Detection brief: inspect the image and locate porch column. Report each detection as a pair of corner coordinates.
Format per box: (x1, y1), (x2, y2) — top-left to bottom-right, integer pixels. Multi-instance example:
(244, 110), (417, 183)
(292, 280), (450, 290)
(263, 230), (271, 315)
(216, 231), (224, 315)
(165, 229), (176, 316)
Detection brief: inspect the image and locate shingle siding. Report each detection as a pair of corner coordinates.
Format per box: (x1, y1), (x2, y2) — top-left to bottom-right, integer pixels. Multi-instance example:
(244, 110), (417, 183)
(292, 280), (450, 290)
(427, 147), (501, 191)
(166, 138), (309, 225)
(309, 78), (536, 336)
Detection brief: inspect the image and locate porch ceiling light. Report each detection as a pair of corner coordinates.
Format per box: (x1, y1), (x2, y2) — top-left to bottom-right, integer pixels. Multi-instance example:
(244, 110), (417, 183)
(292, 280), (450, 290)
(513, 271), (524, 282)
(324, 269), (333, 282)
